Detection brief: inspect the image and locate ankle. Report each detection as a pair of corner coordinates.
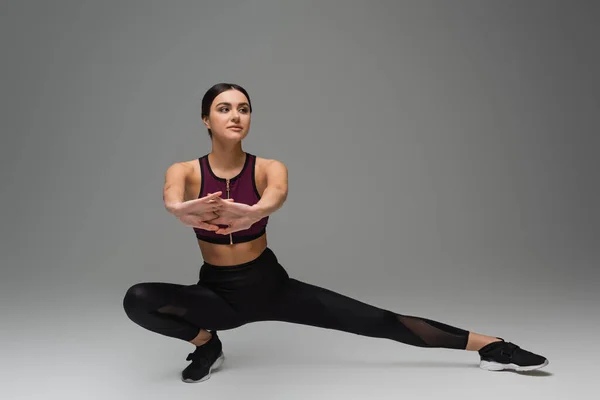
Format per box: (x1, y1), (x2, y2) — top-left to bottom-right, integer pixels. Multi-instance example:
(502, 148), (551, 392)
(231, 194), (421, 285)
(466, 332), (502, 351)
(190, 330), (213, 346)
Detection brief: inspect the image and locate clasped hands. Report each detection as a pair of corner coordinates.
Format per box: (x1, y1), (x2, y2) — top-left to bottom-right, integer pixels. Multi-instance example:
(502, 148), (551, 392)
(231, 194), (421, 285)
(168, 191), (261, 235)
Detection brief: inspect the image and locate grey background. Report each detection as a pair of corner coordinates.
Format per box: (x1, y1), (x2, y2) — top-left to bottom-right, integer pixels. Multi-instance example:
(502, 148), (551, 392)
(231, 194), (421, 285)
(1, 0), (598, 399)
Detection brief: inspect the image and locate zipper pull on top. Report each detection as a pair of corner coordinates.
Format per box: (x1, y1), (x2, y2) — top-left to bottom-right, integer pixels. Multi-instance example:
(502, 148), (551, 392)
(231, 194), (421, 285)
(226, 179), (233, 245)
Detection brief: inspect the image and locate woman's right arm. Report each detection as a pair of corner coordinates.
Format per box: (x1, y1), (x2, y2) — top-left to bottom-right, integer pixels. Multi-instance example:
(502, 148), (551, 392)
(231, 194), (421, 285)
(163, 162), (192, 214)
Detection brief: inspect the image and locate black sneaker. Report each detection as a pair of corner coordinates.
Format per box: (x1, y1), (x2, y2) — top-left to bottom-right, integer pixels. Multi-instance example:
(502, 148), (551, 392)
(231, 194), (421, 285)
(478, 337), (549, 371)
(181, 330), (225, 383)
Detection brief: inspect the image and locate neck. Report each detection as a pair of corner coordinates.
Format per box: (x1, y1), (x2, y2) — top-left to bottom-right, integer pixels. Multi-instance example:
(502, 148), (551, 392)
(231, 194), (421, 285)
(208, 140), (246, 171)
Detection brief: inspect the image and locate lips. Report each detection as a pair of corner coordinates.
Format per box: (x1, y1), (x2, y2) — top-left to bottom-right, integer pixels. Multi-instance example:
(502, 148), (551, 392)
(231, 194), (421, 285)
(228, 126), (243, 130)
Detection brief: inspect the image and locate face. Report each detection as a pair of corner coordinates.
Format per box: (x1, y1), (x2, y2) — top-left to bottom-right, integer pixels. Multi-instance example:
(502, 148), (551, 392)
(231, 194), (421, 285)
(203, 89), (251, 141)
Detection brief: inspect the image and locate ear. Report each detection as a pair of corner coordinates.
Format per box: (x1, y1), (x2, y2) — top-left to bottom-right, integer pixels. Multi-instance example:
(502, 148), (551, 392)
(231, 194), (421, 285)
(202, 115), (211, 129)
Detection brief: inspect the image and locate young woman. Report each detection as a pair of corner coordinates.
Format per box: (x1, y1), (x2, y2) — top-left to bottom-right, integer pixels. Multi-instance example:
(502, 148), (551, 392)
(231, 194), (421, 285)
(123, 83), (548, 383)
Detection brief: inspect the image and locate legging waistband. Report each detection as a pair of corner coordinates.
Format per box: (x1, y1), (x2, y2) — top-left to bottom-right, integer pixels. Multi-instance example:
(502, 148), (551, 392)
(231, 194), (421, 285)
(201, 247), (277, 272)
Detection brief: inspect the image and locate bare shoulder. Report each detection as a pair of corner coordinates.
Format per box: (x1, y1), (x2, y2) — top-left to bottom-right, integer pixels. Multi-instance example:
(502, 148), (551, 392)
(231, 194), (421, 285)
(165, 160), (199, 181)
(255, 156), (288, 175)
(255, 156), (288, 190)
(165, 159), (202, 201)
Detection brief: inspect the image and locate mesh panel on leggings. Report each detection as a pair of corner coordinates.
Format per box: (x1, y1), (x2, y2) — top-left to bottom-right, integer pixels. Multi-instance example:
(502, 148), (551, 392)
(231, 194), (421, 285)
(157, 305), (188, 318)
(397, 315), (469, 349)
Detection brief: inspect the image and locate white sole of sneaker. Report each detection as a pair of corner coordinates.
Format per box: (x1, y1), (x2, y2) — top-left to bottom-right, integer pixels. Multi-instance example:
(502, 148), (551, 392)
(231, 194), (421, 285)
(479, 359), (549, 371)
(182, 351), (225, 383)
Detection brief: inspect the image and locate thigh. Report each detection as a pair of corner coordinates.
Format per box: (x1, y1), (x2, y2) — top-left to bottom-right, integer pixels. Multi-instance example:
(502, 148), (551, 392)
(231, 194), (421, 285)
(127, 281), (247, 331)
(261, 278), (395, 335)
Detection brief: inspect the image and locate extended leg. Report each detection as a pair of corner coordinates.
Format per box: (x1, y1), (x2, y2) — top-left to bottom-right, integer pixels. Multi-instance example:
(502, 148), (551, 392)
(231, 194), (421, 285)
(264, 278), (470, 349)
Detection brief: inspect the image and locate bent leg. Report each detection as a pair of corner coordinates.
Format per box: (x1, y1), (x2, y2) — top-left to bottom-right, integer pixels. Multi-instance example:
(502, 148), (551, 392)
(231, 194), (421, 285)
(123, 282), (245, 342)
(264, 279), (469, 350)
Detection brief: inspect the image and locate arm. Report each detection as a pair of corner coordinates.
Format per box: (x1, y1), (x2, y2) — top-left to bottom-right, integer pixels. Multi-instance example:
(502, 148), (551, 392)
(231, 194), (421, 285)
(252, 159), (288, 219)
(163, 162), (192, 214)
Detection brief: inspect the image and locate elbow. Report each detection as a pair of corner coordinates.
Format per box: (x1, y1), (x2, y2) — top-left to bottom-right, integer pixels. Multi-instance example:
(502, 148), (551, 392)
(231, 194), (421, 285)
(278, 186), (288, 203)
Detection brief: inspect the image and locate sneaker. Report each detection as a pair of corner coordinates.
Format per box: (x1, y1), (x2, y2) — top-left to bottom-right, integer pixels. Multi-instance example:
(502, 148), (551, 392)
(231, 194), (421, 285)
(181, 330), (225, 383)
(478, 337), (549, 371)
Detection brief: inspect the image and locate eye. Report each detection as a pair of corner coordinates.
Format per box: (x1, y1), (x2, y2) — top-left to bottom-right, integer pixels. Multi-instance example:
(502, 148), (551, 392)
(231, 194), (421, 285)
(218, 107), (249, 113)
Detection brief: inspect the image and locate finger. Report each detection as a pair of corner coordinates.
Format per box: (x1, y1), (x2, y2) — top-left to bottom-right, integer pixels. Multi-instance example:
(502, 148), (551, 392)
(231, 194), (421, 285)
(196, 222), (220, 231)
(203, 191), (223, 201)
(189, 205), (220, 215)
(213, 196), (234, 203)
(184, 220), (216, 230)
(201, 214), (218, 222)
(192, 216), (220, 229)
(214, 199), (236, 209)
(179, 194), (221, 210)
(199, 203), (217, 209)
(209, 217), (231, 225)
(217, 211), (241, 219)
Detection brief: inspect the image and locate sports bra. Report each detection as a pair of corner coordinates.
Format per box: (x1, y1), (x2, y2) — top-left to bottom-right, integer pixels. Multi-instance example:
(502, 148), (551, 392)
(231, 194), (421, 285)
(193, 152), (269, 245)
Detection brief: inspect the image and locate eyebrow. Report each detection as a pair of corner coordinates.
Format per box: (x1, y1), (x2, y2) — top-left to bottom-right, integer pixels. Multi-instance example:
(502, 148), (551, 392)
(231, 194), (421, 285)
(215, 102), (249, 107)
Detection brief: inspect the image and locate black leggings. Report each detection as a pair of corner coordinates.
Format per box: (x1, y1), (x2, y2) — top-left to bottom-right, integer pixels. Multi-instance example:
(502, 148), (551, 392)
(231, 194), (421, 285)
(123, 247), (470, 349)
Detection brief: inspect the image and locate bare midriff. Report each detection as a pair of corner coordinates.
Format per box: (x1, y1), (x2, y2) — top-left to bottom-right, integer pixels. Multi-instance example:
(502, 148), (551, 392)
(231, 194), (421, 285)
(197, 233), (268, 266)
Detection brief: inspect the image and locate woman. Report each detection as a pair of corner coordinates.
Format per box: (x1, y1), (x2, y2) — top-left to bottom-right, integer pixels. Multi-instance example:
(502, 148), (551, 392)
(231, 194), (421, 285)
(123, 83), (548, 383)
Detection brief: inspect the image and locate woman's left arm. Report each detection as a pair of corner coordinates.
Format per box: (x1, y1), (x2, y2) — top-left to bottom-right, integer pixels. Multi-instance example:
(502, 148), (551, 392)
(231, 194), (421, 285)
(251, 159), (288, 218)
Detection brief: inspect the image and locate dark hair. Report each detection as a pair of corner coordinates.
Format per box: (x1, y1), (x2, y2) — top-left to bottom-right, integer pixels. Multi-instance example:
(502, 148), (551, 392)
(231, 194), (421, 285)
(201, 83), (253, 138)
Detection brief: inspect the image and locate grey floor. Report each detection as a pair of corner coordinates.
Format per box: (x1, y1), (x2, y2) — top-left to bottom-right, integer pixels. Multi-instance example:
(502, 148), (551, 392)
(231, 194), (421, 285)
(2, 288), (594, 399)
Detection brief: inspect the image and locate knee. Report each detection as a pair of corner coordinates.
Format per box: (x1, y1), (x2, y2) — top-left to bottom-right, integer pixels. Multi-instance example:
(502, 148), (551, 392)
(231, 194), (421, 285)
(122, 283), (152, 317)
